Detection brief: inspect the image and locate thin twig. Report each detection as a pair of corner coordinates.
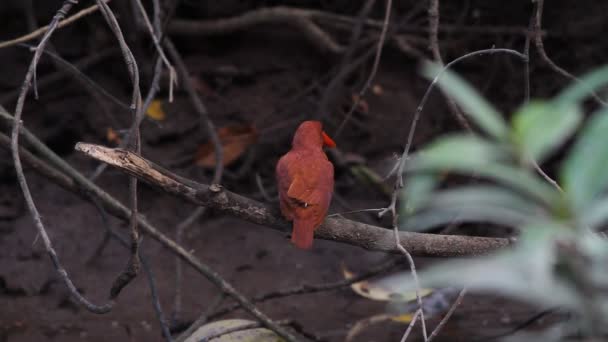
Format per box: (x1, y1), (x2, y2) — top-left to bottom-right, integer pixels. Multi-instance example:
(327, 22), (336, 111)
(334, 0), (392, 138)
(94, 0), (144, 301)
(428, 0), (471, 131)
(381, 51), (527, 329)
(426, 288), (467, 342)
(164, 38), (223, 185)
(208, 258), (401, 320)
(0, 46), (120, 106)
(522, 14), (563, 193)
(88, 195), (173, 342)
(532, 0), (606, 106)
(174, 294), (226, 342)
(393, 224), (428, 341)
(395, 48), (527, 189)
(0, 108), (295, 341)
(132, 0), (176, 102)
(9, 0), (113, 314)
(399, 309), (422, 342)
(164, 35), (224, 326)
(316, 0), (375, 121)
(346, 314), (393, 342)
(0, 0), (111, 50)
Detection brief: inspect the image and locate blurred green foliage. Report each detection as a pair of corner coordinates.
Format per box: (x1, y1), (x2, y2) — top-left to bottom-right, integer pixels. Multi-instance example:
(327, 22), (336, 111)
(398, 64), (608, 340)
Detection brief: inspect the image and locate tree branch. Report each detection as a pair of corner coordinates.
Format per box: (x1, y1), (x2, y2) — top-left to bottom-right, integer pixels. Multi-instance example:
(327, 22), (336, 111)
(75, 143), (512, 257)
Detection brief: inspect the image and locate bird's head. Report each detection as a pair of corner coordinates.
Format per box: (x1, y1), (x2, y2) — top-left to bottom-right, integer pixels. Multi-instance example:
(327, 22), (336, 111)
(292, 120), (336, 150)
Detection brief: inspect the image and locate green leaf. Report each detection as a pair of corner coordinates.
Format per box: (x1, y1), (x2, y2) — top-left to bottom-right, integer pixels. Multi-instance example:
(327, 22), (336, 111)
(401, 174), (437, 215)
(403, 205), (535, 231)
(401, 185), (544, 231)
(555, 65), (608, 105)
(409, 134), (508, 170)
(561, 108), (608, 211)
(394, 224), (583, 311)
(511, 101), (582, 163)
(407, 137), (558, 206)
(422, 62), (508, 139)
(580, 196), (608, 229)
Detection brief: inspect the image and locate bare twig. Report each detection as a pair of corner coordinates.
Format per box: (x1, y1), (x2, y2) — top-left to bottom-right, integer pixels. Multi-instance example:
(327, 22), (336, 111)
(208, 258), (401, 320)
(393, 223), (428, 341)
(334, 0), (393, 138)
(522, 15), (563, 193)
(94, 0), (144, 301)
(428, 0), (471, 132)
(9, 0), (113, 314)
(164, 38), (223, 185)
(474, 308), (558, 341)
(0, 108), (295, 342)
(346, 314), (393, 342)
(399, 309), (422, 342)
(426, 288), (467, 342)
(132, 0), (176, 101)
(382, 45), (525, 342)
(89, 196), (173, 342)
(168, 7), (536, 55)
(0, 1), (111, 49)
(164, 36), (225, 326)
(316, 0), (375, 121)
(532, 160), (563, 193)
(532, 0), (607, 106)
(395, 48), (527, 189)
(175, 294), (226, 342)
(74, 142), (512, 257)
(168, 7), (343, 55)
(0, 47), (119, 106)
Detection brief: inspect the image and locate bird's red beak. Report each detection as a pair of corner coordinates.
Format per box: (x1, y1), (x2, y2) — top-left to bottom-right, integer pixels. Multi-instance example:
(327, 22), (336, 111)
(322, 131), (336, 148)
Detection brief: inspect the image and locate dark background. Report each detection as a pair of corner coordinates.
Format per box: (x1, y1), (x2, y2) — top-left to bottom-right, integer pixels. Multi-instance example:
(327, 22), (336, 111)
(0, 1), (605, 341)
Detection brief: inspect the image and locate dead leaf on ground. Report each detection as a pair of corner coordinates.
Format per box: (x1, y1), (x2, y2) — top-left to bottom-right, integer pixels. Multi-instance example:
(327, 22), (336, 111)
(195, 123), (257, 168)
(146, 99), (166, 121)
(342, 263), (433, 302)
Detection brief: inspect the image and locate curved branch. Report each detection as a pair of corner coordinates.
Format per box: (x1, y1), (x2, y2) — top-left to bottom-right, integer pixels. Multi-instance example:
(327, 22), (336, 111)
(168, 6), (343, 55)
(75, 142), (512, 257)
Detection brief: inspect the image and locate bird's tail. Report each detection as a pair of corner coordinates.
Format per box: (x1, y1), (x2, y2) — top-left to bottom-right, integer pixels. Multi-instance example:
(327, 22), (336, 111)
(291, 219), (315, 249)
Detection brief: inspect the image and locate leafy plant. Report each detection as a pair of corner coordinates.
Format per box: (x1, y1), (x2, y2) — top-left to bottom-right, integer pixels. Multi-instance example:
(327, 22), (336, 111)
(397, 64), (608, 340)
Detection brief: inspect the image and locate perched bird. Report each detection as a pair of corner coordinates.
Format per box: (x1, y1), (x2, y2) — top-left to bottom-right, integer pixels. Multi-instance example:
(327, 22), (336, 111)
(276, 121), (336, 249)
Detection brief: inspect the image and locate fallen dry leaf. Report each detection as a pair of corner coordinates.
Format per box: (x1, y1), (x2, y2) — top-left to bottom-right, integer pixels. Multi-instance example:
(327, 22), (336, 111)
(146, 99), (166, 121)
(195, 123), (257, 168)
(342, 264), (433, 302)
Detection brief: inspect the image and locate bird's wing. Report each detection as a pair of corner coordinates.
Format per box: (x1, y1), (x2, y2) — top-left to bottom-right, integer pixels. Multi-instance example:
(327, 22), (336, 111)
(287, 174), (323, 205)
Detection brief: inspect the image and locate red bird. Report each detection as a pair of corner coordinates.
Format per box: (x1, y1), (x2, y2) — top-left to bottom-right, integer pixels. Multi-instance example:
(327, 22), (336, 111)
(276, 121), (336, 249)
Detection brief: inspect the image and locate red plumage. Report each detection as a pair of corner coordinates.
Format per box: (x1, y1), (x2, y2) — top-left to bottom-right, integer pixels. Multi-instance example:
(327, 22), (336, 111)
(276, 121), (335, 249)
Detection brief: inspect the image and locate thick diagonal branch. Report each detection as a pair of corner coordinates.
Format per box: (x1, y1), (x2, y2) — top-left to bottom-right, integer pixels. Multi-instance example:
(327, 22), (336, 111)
(75, 143), (511, 257)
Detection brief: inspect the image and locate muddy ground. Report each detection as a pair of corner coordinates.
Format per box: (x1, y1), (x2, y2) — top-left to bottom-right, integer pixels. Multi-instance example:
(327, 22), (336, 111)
(0, 1), (606, 341)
